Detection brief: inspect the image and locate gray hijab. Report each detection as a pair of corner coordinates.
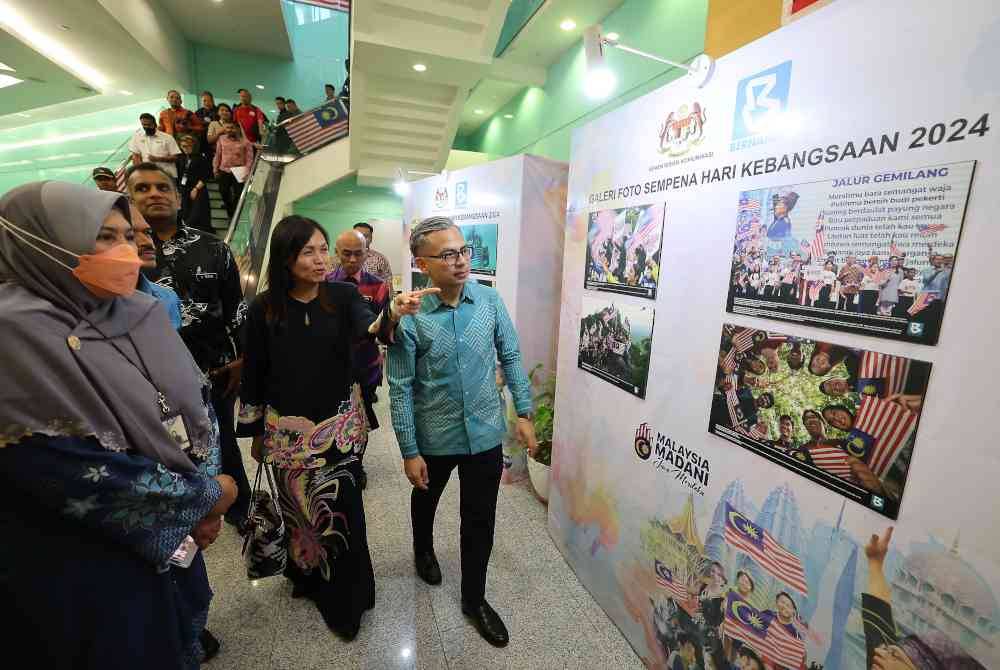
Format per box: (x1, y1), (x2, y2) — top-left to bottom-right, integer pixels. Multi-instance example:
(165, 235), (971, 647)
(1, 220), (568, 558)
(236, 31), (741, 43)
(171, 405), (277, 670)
(0, 181), (214, 473)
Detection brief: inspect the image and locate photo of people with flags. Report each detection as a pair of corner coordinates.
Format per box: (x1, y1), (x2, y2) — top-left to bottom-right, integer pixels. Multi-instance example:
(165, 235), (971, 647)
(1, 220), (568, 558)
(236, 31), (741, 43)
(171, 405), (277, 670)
(577, 295), (655, 398)
(458, 222), (499, 276)
(726, 162), (974, 345)
(708, 324), (931, 519)
(585, 202), (665, 299)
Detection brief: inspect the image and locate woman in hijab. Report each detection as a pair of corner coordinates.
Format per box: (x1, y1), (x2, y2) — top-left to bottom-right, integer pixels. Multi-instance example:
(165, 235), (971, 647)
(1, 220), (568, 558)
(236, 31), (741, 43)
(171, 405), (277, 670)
(0, 182), (237, 669)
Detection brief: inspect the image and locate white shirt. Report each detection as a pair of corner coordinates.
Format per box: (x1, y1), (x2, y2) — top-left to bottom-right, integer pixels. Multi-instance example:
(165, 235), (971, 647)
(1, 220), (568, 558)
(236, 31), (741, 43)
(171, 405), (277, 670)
(128, 130), (181, 177)
(898, 278), (920, 297)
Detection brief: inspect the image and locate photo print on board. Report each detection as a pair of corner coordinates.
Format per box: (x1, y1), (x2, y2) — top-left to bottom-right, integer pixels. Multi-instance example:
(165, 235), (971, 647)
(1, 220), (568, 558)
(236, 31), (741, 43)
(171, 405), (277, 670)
(726, 160), (974, 345)
(584, 203), (665, 300)
(708, 324), (931, 519)
(577, 294), (655, 398)
(458, 222), (498, 276)
(411, 271), (431, 291)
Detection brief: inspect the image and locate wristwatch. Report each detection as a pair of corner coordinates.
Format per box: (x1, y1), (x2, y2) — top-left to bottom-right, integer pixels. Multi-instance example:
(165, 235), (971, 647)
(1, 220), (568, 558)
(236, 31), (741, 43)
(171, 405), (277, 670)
(517, 413), (532, 420)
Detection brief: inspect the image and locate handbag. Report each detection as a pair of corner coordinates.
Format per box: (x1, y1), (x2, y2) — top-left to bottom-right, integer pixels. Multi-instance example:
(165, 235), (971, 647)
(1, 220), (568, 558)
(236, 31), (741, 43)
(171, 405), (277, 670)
(241, 462), (288, 579)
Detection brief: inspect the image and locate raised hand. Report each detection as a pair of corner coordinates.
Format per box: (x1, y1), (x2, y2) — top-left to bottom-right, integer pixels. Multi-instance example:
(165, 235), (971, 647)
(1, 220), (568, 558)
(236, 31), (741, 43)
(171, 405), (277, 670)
(865, 526), (893, 563)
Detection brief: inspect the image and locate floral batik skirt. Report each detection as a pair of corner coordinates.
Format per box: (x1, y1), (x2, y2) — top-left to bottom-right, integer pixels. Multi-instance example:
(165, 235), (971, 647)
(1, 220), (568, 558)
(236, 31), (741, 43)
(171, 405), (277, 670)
(262, 385), (375, 632)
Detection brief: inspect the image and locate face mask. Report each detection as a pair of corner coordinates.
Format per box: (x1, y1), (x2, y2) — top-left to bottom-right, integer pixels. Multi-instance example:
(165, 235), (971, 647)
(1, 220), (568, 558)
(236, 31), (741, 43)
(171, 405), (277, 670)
(0, 214), (142, 297)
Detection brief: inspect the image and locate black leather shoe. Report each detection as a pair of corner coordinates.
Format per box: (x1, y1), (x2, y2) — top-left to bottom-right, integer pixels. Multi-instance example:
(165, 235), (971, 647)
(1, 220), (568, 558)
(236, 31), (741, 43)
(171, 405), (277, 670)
(462, 601), (509, 647)
(199, 628), (221, 662)
(414, 550), (442, 585)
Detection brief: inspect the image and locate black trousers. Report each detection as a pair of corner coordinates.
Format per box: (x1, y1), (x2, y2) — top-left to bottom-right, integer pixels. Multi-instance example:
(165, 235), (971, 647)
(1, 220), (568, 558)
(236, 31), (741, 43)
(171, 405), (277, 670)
(211, 386), (251, 520)
(411, 445), (502, 607)
(217, 171), (244, 219)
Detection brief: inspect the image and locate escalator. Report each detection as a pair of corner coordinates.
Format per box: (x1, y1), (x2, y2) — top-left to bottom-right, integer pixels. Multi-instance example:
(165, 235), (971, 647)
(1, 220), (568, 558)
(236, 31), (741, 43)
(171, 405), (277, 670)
(224, 99), (351, 300)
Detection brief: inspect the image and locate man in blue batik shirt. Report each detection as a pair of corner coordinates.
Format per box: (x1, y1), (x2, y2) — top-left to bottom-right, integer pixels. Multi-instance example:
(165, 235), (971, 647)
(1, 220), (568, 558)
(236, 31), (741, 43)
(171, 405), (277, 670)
(131, 206), (182, 329)
(384, 216), (537, 649)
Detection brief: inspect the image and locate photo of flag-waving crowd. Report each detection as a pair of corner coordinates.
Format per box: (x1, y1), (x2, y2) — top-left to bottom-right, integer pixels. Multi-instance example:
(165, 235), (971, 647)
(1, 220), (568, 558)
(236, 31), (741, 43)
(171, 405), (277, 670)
(725, 162), (974, 345)
(585, 203), (665, 299)
(707, 325), (931, 519)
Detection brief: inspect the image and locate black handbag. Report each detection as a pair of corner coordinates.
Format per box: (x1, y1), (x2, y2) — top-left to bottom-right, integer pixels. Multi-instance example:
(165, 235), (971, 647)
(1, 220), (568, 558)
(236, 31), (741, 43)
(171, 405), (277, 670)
(241, 462), (288, 579)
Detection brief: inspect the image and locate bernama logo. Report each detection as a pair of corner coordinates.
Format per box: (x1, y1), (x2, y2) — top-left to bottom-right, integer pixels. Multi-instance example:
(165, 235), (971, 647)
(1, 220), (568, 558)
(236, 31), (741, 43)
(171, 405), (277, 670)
(730, 60), (792, 152)
(658, 102), (707, 156)
(634, 423), (710, 496)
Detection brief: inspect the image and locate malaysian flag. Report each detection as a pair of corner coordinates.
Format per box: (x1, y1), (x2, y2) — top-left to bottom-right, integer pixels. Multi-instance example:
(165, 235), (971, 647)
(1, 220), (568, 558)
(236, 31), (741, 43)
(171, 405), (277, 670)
(732, 328), (759, 353)
(810, 216), (826, 259)
(889, 236), (903, 258)
(808, 443), (853, 479)
(917, 223), (947, 236)
(654, 559), (688, 601)
(857, 351), (910, 398)
(739, 196), (761, 213)
(723, 592), (806, 669)
(292, 0), (350, 11)
(286, 101), (349, 154)
(724, 503), (808, 595)
(114, 163), (128, 192)
(907, 292), (934, 316)
(845, 396), (917, 478)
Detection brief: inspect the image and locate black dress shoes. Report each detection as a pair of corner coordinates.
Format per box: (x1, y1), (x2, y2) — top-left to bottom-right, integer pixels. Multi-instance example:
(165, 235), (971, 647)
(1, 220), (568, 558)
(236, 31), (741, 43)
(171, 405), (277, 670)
(199, 628), (221, 662)
(462, 601), (509, 647)
(414, 550), (442, 585)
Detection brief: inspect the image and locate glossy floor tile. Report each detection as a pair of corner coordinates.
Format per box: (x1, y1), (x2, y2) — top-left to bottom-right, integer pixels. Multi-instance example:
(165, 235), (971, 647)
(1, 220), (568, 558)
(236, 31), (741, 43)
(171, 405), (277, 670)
(203, 399), (642, 669)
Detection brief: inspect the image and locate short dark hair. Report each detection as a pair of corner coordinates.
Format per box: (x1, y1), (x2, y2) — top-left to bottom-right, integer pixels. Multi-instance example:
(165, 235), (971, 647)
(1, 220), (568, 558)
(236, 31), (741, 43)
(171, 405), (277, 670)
(125, 162), (176, 191)
(166, 89), (180, 97)
(217, 102), (232, 113)
(779, 414), (793, 424)
(237, 88), (250, 94)
(201, 90), (214, 97)
(325, 83), (336, 89)
(275, 96), (286, 103)
(757, 392), (774, 408)
(802, 409), (822, 423)
(776, 591), (798, 614)
(736, 570), (756, 592)
(139, 113), (156, 122)
(285, 98), (297, 105)
(353, 222), (373, 233)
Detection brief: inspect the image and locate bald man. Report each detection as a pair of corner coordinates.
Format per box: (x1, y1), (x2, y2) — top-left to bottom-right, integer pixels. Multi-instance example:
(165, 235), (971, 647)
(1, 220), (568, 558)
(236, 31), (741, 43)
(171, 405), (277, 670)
(327, 229), (391, 489)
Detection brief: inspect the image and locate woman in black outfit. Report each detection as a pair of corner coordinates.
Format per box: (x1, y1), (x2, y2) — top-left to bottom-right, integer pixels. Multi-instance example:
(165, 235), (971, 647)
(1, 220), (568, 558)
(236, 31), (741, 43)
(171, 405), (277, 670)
(176, 134), (213, 233)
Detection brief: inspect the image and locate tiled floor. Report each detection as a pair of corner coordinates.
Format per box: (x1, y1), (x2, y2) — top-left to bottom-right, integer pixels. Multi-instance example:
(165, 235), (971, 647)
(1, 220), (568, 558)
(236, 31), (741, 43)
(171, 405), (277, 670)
(203, 400), (643, 669)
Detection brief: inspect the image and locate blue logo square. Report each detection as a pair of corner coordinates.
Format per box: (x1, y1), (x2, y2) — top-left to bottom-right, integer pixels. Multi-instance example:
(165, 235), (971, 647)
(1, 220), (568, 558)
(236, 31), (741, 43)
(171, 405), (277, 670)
(731, 61), (792, 150)
(908, 322), (924, 336)
(456, 181), (468, 207)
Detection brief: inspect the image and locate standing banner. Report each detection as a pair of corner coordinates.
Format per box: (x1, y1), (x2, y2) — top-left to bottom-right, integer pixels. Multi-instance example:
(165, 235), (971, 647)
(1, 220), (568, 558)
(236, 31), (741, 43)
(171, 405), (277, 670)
(550, 1), (1000, 668)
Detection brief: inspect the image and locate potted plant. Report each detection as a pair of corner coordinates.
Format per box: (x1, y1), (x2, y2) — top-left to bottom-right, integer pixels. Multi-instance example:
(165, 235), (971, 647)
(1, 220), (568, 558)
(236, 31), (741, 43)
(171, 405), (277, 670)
(527, 364), (555, 502)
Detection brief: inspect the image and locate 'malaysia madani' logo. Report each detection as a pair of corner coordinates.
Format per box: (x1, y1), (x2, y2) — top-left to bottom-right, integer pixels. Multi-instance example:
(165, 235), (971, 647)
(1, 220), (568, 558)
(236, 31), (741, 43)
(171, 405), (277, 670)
(634, 423), (710, 495)
(658, 102), (707, 156)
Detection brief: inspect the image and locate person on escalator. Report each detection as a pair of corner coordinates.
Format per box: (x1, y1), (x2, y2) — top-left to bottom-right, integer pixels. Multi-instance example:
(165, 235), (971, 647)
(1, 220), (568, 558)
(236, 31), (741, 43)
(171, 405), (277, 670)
(213, 122), (253, 219)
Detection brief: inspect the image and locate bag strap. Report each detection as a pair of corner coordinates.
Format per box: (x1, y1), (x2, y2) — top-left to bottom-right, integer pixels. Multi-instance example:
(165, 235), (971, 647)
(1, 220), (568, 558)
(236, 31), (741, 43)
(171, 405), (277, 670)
(262, 463), (284, 521)
(244, 461), (265, 525)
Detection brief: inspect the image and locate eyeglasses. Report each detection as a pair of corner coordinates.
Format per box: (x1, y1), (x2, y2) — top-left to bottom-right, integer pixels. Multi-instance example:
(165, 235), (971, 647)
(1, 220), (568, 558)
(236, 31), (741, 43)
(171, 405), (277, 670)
(422, 245), (472, 265)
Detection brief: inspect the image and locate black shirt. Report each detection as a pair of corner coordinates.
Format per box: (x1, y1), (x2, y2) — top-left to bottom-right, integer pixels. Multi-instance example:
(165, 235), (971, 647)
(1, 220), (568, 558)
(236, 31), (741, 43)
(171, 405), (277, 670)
(145, 223), (246, 371)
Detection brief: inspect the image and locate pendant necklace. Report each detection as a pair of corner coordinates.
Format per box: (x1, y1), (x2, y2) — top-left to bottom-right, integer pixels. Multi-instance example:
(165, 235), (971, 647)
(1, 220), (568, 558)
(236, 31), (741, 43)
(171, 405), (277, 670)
(305, 310), (311, 327)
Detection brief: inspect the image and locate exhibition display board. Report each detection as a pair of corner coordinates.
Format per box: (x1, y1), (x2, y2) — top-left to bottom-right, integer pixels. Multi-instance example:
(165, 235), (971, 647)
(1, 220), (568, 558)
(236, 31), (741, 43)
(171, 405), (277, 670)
(550, 1), (1000, 668)
(403, 155), (568, 480)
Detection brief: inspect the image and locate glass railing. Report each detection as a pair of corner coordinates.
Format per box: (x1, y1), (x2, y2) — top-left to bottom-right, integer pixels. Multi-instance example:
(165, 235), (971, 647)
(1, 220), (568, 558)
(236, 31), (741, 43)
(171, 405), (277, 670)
(224, 98), (350, 300)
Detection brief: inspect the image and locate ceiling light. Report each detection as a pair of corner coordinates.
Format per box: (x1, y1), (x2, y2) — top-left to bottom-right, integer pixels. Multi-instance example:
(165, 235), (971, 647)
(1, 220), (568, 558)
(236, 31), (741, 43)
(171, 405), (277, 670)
(0, 124), (135, 152)
(255, 84), (265, 90)
(503, 114), (514, 119)
(119, 89), (134, 96)
(412, 63), (427, 72)
(0, 62), (14, 72)
(0, 3), (109, 89)
(0, 74), (23, 89)
(16, 112), (31, 118)
(560, 19), (576, 31)
(584, 67), (616, 100)
(474, 109), (484, 115)
(393, 180), (410, 196)
(0, 160), (32, 167)
(605, 32), (620, 42)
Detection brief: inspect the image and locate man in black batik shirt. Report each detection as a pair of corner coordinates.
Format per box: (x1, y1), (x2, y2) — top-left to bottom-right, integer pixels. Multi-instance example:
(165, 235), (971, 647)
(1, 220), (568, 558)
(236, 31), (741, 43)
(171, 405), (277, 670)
(127, 162), (251, 528)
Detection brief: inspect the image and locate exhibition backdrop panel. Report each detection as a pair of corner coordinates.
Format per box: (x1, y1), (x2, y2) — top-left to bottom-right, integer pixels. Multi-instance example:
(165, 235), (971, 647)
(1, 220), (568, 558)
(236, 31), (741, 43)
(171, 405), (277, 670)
(403, 155), (569, 481)
(550, 1), (1000, 668)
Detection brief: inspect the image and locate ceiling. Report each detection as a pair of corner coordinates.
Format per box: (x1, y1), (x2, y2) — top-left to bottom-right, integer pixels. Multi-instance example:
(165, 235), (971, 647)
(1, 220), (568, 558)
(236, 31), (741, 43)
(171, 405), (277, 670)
(0, 0), (293, 132)
(456, 0), (625, 134)
(0, 31), (93, 117)
(158, 0), (292, 59)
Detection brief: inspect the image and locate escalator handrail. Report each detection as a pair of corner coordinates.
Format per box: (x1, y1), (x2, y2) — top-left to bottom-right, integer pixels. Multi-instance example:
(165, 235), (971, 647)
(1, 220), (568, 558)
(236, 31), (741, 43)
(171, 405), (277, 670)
(223, 151), (264, 245)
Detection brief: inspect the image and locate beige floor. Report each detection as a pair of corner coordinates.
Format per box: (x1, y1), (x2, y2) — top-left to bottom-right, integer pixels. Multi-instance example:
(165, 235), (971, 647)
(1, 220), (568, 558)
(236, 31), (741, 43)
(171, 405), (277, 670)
(204, 399), (643, 669)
